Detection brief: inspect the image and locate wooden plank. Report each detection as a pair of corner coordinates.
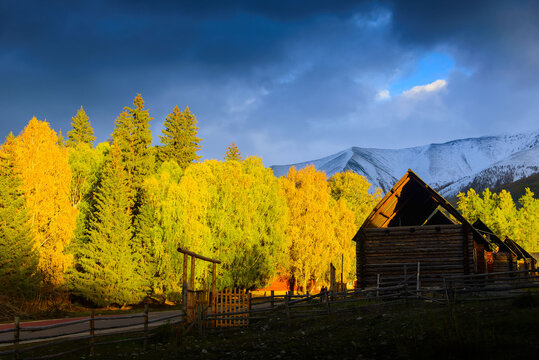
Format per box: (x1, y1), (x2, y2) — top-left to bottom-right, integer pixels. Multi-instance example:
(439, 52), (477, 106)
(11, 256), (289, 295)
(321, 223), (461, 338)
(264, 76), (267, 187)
(177, 247), (221, 264)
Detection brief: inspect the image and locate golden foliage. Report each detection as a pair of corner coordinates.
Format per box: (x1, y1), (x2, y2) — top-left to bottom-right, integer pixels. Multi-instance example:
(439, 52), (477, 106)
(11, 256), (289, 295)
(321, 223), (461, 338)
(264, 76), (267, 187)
(280, 166), (356, 291)
(13, 118), (77, 285)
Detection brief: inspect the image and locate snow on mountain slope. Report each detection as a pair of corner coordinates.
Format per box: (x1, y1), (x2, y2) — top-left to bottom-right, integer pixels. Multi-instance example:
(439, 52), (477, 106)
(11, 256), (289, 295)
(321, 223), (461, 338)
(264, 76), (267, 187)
(271, 131), (539, 197)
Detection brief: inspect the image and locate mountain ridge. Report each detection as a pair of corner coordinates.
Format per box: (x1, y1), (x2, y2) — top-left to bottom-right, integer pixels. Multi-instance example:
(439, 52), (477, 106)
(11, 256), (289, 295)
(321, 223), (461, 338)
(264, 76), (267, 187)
(271, 130), (539, 197)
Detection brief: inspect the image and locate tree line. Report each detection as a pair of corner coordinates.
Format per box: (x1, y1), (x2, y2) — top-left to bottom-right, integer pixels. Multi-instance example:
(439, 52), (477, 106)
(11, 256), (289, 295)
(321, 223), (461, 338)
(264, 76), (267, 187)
(1, 94), (537, 308)
(0, 95), (380, 307)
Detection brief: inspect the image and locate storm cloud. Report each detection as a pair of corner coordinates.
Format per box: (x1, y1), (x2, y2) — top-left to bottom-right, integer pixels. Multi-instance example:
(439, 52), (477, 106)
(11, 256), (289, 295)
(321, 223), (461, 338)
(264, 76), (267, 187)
(1, 0), (538, 165)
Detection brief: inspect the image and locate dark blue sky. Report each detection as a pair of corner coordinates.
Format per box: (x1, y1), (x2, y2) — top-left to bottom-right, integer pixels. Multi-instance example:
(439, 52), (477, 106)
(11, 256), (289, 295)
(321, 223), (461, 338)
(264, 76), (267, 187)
(2, 0), (539, 165)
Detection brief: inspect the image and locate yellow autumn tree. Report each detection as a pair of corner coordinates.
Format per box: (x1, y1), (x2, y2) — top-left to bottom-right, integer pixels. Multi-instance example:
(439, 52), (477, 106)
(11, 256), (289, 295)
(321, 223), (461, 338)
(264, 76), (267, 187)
(328, 171), (381, 228)
(329, 198), (357, 283)
(13, 118), (77, 285)
(280, 165), (351, 292)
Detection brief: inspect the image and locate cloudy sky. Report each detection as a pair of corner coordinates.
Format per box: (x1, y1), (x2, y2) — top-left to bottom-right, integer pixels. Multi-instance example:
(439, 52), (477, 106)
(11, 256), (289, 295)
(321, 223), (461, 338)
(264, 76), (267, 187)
(1, 0), (539, 165)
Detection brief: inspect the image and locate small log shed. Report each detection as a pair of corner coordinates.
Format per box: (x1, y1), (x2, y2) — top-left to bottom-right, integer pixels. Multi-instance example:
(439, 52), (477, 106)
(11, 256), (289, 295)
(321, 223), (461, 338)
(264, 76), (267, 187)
(473, 219), (537, 272)
(352, 170), (536, 288)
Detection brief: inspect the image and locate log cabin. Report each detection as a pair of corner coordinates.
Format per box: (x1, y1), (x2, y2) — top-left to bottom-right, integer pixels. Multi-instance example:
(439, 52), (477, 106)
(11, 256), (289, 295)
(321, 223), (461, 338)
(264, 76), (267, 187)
(353, 170), (536, 288)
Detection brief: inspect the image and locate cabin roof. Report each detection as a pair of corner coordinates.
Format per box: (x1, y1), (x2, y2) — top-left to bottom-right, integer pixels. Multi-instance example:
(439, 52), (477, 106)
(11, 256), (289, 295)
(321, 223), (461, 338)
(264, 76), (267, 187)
(504, 238), (535, 261)
(472, 219), (512, 253)
(354, 169), (490, 246)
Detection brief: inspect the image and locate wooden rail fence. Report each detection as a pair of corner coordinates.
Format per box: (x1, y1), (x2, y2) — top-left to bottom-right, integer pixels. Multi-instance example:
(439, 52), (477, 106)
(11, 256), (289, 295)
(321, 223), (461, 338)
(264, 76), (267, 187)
(0, 306), (183, 359)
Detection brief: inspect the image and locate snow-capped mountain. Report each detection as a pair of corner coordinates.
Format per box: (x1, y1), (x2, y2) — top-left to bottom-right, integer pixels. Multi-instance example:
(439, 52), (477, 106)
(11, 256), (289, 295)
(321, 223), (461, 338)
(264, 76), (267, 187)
(271, 131), (539, 197)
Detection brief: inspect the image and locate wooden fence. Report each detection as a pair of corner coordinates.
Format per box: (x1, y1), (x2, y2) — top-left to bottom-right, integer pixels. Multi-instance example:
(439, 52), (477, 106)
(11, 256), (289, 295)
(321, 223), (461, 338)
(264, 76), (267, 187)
(0, 305), (183, 359)
(203, 268), (539, 331)
(2, 268), (538, 358)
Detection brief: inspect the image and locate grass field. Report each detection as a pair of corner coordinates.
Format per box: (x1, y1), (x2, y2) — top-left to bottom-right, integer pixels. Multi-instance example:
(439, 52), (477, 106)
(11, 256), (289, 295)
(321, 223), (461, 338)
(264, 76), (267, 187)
(67, 293), (539, 360)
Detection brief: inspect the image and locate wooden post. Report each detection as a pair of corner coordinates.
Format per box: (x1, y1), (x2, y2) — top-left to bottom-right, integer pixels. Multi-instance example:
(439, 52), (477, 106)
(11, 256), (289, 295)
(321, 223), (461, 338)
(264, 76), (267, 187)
(403, 264), (408, 302)
(270, 290), (274, 308)
(341, 254), (344, 288)
(197, 303), (203, 337)
(325, 291), (331, 315)
(182, 252), (188, 314)
(212, 263), (217, 328)
(330, 263), (336, 294)
(284, 293), (290, 320)
(183, 253), (188, 287)
(189, 256), (195, 291)
(376, 274), (380, 298)
(443, 277), (449, 302)
(13, 316), (20, 360)
(143, 304), (149, 351)
(182, 282), (188, 316)
(225, 288), (229, 327)
(416, 261), (421, 296)
(89, 310), (95, 356)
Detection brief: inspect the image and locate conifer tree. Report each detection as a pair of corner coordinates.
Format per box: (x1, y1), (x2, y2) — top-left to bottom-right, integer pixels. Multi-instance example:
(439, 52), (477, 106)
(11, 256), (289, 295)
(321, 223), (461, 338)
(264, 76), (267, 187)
(67, 106), (96, 147)
(132, 192), (157, 292)
(111, 94), (154, 211)
(159, 106), (202, 169)
(70, 144), (146, 306)
(224, 142), (242, 161)
(0, 134), (39, 296)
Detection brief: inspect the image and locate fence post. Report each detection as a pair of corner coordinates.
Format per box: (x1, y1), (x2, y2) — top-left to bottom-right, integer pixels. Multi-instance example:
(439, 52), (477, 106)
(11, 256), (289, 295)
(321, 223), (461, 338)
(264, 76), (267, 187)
(403, 264), (408, 302)
(182, 282), (188, 318)
(143, 304), (149, 352)
(285, 293), (290, 319)
(270, 290), (274, 309)
(13, 316), (20, 360)
(89, 310), (95, 357)
(325, 291), (331, 315)
(197, 303), (204, 337)
(376, 274), (380, 298)
(416, 262), (421, 297)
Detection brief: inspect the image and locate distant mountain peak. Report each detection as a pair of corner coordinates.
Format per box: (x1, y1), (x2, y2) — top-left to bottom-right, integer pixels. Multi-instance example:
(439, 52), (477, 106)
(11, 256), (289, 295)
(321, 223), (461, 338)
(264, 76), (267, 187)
(271, 131), (539, 197)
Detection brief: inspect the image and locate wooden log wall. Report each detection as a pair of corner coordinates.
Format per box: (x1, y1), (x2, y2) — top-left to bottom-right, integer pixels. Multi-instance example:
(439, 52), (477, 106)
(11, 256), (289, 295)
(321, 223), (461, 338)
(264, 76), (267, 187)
(357, 224), (474, 288)
(492, 252), (515, 273)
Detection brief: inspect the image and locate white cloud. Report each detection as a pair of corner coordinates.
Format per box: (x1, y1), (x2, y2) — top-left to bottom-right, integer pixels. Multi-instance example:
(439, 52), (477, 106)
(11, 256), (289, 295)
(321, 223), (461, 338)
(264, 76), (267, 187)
(402, 79), (447, 97)
(377, 89), (390, 100)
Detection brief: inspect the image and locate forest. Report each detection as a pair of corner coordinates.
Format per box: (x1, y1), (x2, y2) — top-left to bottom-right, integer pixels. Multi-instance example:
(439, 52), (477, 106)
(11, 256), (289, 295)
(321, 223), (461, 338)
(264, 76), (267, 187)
(1, 94), (537, 309)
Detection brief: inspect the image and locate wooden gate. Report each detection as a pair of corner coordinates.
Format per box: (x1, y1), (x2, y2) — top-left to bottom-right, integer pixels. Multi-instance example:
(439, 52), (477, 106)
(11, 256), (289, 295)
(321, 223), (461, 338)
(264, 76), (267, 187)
(187, 289), (210, 322)
(215, 288), (250, 327)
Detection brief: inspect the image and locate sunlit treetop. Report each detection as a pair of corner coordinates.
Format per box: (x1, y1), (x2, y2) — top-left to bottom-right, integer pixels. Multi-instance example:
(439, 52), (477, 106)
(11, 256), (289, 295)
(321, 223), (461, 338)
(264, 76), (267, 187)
(224, 142), (242, 161)
(67, 106), (96, 147)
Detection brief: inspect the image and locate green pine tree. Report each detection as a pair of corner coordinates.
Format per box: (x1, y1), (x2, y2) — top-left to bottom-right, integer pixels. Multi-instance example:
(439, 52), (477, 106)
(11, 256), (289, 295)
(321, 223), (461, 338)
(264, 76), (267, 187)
(158, 106), (202, 169)
(0, 133), (39, 296)
(67, 106), (96, 147)
(111, 94), (154, 211)
(224, 142), (243, 161)
(69, 144), (146, 306)
(132, 192), (157, 294)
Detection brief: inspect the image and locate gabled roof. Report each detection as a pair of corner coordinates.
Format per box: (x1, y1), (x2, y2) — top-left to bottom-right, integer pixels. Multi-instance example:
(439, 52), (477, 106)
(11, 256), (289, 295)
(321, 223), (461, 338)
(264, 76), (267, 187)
(472, 219), (512, 253)
(360, 170), (470, 228)
(504, 238), (536, 261)
(355, 170), (490, 246)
